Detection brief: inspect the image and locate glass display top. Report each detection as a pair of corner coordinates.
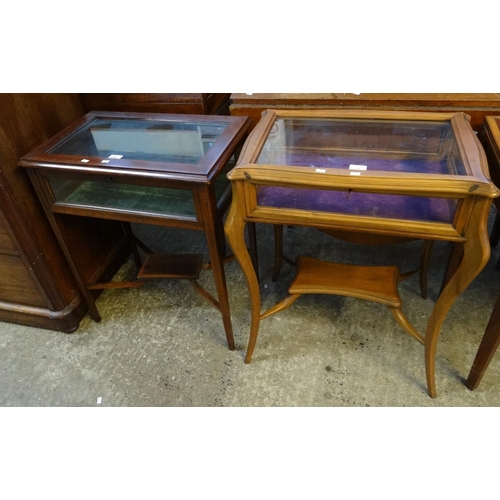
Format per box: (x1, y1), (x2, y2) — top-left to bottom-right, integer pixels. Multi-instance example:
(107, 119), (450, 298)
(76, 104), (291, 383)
(256, 117), (466, 176)
(49, 118), (230, 165)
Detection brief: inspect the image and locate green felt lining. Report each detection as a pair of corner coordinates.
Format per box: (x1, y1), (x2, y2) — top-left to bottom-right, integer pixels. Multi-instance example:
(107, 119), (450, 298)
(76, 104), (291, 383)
(51, 179), (197, 218)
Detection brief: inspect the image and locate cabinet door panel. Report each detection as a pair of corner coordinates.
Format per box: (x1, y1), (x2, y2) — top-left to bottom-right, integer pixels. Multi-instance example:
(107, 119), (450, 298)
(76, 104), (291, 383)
(0, 218), (17, 254)
(0, 254), (46, 307)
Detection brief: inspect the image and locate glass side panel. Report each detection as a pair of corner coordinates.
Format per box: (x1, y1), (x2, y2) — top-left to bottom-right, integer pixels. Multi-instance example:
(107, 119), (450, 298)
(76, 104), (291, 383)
(48, 177), (197, 219)
(256, 118), (466, 175)
(257, 185), (457, 224)
(49, 119), (229, 164)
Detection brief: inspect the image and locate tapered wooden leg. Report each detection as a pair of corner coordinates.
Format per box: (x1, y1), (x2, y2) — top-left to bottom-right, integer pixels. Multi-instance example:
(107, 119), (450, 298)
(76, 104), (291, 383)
(201, 186), (235, 350)
(247, 222), (260, 282)
(46, 219), (102, 323)
(122, 222), (142, 267)
(27, 172), (103, 323)
(439, 241), (464, 296)
(225, 181), (262, 363)
(425, 199), (492, 398)
(419, 240), (434, 299)
(207, 248), (234, 349)
(272, 224), (284, 282)
(466, 292), (500, 390)
(489, 211), (500, 247)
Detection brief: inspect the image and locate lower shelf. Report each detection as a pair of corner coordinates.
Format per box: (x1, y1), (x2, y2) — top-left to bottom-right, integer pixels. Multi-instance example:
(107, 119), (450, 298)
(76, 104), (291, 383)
(138, 253), (203, 280)
(262, 255), (424, 345)
(290, 256), (402, 307)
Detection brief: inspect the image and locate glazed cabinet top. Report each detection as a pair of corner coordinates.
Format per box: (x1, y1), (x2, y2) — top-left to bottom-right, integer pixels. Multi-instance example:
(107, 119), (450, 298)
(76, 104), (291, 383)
(229, 109), (499, 241)
(19, 111), (250, 184)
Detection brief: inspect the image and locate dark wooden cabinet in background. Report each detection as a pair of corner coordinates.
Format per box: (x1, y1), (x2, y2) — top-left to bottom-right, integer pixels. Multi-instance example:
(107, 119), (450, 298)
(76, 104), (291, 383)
(79, 93), (231, 116)
(0, 94), (128, 332)
(230, 93), (500, 131)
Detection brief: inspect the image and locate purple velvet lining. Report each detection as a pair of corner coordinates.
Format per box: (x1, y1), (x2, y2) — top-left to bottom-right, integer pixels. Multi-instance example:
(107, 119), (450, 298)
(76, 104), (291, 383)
(257, 186), (456, 223)
(255, 158), (457, 223)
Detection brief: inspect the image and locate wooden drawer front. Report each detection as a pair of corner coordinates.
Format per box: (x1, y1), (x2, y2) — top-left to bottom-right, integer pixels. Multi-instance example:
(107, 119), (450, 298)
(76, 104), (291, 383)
(0, 254), (46, 307)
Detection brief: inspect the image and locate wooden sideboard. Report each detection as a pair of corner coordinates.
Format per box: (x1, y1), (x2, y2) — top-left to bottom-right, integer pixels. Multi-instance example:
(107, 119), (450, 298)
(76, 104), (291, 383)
(230, 93), (500, 131)
(80, 93), (231, 116)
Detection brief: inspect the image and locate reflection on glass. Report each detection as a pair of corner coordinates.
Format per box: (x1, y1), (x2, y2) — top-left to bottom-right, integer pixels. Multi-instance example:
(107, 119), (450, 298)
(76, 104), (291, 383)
(257, 118), (465, 175)
(49, 119), (229, 164)
(49, 177), (197, 219)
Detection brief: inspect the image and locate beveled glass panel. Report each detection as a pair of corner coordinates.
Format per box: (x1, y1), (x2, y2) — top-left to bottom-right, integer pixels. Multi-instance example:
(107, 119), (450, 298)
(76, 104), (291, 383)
(48, 177), (197, 219)
(256, 118), (466, 176)
(49, 118), (229, 164)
